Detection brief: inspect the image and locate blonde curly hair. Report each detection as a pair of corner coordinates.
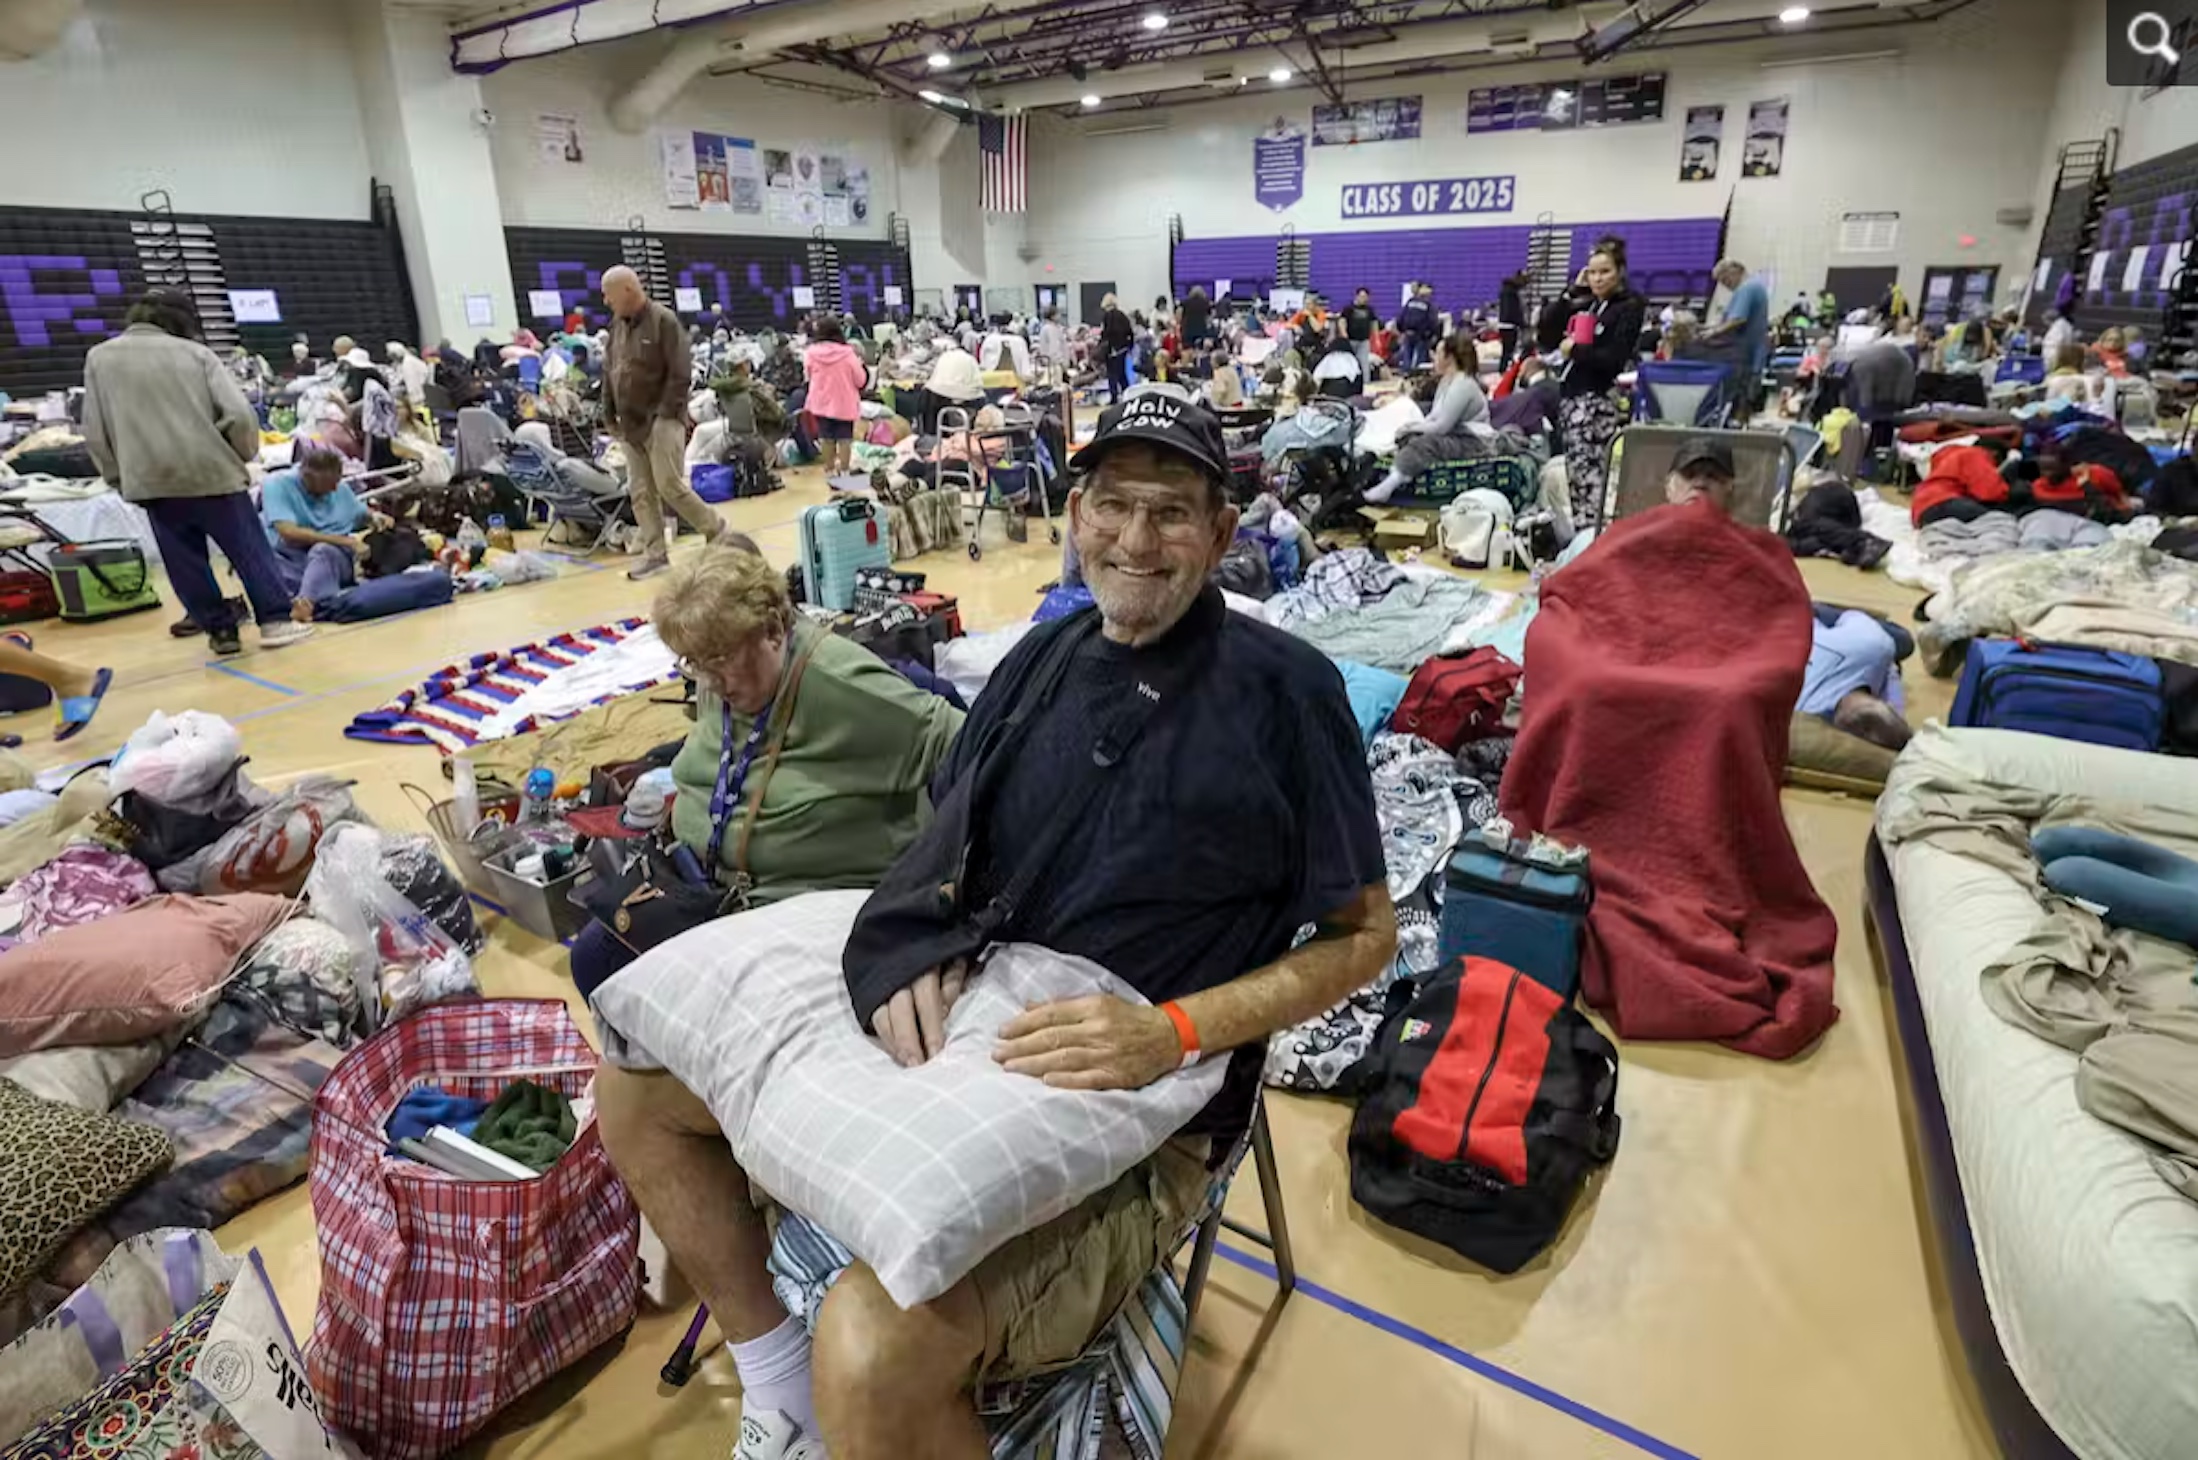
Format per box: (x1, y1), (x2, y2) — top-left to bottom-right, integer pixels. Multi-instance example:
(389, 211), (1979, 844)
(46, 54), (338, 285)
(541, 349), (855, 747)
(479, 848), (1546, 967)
(652, 537), (786, 664)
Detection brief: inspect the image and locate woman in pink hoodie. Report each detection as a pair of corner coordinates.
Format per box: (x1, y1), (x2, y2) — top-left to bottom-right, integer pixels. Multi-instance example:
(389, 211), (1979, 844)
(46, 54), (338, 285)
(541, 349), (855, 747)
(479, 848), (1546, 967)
(802, 316), (868, 475)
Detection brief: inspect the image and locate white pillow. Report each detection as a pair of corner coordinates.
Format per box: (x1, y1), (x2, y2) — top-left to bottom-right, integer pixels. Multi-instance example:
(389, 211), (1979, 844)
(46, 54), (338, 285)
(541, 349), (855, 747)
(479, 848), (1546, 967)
(591, 890), (1226, 1308)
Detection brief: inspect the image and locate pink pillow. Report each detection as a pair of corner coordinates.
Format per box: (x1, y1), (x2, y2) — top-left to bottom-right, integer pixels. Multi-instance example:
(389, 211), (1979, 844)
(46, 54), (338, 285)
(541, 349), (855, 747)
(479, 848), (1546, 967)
(0, 893), (293, 1055)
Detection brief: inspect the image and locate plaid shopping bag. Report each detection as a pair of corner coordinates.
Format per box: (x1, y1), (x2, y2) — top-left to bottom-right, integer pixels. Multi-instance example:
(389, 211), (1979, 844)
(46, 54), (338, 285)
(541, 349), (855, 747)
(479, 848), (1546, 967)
(305, 1000), (639, 1460)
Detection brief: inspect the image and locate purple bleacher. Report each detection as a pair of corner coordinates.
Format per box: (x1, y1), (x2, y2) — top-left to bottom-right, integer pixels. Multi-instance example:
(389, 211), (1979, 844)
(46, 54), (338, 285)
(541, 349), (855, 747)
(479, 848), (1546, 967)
(1175, 216), (1722, 314)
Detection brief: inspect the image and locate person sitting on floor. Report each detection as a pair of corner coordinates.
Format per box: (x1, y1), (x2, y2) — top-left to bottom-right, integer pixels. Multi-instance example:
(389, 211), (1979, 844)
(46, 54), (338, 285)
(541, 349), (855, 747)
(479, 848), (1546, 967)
(568, 539), (964, 1002)
(261, 447), (376, 621)
(1202, 350), (1244, 410)
(595, 392), (1394, 1460)
(1799, 607), (1911, 752)
(1309, 336), (1363, 399)
(1365, 333), (1498, 504)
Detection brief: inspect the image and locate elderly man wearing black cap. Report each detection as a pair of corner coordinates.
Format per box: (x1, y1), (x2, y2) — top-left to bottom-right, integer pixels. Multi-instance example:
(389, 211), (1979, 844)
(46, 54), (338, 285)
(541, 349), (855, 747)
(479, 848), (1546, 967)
(1664, 435), (1741, 514)
(593, 391), (1396, 1460)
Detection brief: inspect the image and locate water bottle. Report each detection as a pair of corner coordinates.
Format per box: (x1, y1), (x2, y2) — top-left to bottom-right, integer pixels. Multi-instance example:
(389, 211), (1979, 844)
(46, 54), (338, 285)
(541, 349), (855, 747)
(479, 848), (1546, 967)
(518, 766), (558, 840)
(487, 514), (516, 553)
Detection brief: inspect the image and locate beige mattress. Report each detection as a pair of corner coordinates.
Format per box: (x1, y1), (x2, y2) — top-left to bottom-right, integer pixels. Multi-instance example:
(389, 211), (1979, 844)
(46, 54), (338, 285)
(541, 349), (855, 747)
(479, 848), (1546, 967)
(1880, 729), (2198, 1460)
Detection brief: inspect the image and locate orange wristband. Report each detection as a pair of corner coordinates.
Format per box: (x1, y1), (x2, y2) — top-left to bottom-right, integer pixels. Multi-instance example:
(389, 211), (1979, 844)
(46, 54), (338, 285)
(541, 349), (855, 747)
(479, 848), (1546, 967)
(1159, 1000), (1200, 1069)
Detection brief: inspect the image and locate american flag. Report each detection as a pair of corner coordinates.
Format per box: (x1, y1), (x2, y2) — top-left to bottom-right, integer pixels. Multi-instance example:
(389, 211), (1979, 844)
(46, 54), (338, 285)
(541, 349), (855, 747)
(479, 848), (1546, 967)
(979, 113), (1026, 213)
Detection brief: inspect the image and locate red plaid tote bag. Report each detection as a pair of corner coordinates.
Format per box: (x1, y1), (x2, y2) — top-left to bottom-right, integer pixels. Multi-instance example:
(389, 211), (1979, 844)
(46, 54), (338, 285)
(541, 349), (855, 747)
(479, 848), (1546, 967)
(306, 999), (640, 1459)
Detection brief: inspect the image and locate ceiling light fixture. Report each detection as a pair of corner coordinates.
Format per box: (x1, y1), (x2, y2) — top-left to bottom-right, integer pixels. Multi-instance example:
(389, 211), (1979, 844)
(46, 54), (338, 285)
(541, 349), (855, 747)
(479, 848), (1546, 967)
(926, 51), (952, 69)
(1269, 66), (1292, 82)
(1142, 12), (1169, 30)
(1081, 93), (1102, 107)
(919, 88), (943, 102)
(1778, 5), (1810, 23)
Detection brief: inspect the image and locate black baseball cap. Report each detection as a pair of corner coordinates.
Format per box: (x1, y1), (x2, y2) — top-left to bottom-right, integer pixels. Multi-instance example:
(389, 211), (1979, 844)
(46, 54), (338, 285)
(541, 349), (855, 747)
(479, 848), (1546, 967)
(1671, 437), (1736, 480)
(1069, 391), (1231, 485)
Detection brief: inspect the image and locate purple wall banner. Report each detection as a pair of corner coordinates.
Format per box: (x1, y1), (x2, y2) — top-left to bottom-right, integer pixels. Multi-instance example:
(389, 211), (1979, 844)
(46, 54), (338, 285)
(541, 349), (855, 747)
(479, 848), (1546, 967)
(1341, 177), (1517, 220)
(1311, 96), (1422, 146)
(1254, 124), (1305, 212)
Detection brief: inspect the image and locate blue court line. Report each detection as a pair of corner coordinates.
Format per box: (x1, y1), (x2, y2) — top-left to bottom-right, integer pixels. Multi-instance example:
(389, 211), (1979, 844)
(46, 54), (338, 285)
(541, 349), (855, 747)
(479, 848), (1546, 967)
(1214, 1243), (1699, 1460)
(207, 661), (302, 697)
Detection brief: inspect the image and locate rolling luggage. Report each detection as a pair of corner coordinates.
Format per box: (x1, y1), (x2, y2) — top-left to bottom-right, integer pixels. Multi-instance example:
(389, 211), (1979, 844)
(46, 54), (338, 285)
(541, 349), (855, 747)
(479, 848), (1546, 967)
(798, 498), (890, 611)
(1951, 639), (2164, 752)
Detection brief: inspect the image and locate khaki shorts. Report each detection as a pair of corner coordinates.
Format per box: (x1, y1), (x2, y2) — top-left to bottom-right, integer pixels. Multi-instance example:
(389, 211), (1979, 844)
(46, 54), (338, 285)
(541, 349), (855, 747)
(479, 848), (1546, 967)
(967, 1136), (1213, 1382)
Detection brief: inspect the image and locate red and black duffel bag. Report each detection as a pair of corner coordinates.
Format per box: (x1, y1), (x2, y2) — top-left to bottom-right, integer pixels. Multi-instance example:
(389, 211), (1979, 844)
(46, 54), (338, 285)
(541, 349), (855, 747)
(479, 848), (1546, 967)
(1348, 954), (1620, 1274)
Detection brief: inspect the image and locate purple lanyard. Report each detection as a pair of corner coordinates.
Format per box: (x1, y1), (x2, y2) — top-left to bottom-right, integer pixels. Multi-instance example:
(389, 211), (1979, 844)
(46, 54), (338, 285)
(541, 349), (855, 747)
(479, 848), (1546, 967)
(705, 696), (773, 874)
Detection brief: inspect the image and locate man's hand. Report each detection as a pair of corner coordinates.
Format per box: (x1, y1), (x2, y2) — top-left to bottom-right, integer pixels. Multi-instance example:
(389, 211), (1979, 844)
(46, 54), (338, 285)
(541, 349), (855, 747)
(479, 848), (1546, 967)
(993, 995), (1182, 1091)
(870, 958), (968, 1068)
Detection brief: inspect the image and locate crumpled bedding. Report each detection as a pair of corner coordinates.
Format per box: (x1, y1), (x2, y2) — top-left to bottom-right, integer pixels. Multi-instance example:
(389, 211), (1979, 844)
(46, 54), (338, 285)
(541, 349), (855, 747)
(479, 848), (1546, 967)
(1356, 396), (1428, 458)
(1877, 725), (2198, 1194)
(0, 978), (343, 1347)
(1264, 732), (1501, 1093)
(1916, 510), (2021, 562)
(1920, 538), (2198, 671)
(2018, 509), (2111, 553)
(1274, 571), (1489, 673)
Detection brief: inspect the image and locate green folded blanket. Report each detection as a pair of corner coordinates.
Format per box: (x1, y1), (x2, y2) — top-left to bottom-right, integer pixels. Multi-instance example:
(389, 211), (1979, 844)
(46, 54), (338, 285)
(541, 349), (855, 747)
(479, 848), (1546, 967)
(473, 1080), (576, 1173)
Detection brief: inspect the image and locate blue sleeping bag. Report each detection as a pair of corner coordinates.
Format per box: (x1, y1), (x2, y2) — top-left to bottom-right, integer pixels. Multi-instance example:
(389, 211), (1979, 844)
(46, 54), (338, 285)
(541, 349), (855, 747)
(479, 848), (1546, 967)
(317, 568), (456, 624)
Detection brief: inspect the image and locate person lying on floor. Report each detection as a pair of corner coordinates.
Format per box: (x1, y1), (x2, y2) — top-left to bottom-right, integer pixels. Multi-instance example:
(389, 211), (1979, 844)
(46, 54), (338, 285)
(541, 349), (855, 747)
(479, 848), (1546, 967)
(594, 393), (1396, 1460)
(568, 538), (964, 1001)
(1799, 606), (1912, 752)
(2000, 443), (2135, 522)
(1908, 439), (2015, 527)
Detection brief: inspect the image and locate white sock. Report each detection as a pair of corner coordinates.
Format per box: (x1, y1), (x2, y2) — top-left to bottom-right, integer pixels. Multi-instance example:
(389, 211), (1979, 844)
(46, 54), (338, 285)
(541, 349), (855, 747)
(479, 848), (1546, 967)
(1363, 470), (1406, 504)
(729, 1315), (819, 1437)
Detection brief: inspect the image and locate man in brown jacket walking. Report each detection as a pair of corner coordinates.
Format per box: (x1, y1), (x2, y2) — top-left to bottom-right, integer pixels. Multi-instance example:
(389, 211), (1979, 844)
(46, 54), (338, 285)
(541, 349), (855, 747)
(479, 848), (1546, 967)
(602, 266), (722, 580)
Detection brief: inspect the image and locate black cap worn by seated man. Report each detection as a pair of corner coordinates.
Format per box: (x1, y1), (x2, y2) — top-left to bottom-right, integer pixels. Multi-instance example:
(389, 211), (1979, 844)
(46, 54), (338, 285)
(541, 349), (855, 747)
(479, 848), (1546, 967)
(1069, 391), (1232, 485)
(1670, 436), (1736, 482)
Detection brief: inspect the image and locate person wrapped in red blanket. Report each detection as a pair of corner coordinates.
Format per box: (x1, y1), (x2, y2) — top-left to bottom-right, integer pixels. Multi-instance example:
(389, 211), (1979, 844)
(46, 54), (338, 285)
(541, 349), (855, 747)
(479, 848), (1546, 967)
(1499, 480), (1839, 1057)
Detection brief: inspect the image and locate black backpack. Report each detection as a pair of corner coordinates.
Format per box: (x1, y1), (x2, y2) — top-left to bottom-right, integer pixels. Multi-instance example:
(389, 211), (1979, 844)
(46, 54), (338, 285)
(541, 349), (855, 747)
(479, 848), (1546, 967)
(1348, 955), (1620, 1274)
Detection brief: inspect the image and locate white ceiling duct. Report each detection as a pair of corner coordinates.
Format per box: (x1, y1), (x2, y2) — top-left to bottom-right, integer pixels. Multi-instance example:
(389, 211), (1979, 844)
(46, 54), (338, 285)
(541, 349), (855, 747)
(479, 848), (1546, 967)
(0, 0), (81, 62)
(602, 0), (952, 132)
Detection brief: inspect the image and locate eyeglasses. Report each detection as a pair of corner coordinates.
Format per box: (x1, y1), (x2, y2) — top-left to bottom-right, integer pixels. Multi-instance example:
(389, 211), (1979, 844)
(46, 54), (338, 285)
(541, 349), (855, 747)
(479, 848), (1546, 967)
(1079, 491), (1209, 541)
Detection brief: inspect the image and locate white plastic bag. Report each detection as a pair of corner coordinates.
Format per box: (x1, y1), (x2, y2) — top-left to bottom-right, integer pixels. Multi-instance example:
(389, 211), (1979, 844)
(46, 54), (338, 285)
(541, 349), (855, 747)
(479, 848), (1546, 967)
(303, 823), (476, 1028)
(106, 710), (244, 803)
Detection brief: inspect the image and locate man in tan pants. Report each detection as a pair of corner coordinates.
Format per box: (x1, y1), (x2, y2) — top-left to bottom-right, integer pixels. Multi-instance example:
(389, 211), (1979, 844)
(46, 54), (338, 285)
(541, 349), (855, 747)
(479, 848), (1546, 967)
(601, 265), (721, 580)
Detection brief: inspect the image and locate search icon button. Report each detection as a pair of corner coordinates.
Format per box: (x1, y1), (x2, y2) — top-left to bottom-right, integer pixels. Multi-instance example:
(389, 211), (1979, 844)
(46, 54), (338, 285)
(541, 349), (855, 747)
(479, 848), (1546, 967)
(2131, 9), (2183, 64)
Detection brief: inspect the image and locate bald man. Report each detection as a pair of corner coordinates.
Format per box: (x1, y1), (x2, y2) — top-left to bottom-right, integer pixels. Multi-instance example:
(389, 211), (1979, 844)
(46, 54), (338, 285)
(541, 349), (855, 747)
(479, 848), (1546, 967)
(602, 265), (722, 579)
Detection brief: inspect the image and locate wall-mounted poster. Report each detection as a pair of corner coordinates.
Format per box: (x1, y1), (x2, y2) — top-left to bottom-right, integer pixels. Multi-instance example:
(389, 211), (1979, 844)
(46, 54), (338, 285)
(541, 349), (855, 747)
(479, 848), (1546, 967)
(537, 113), (583, 164)
(824, 196), (851, 228)
(1743, 97), (1789, 178)
(1468, 73), (1664, 134)
(820, 153), (847, 196)
(1254, 118), (1305, 211)
(1310, 96), (1421, 146)
(723, 139), (762, 214)
(661, 132), (698, 208)
(846, 164), (872, 223)
(792, 148), (822, 195)
(1680, 105), (1723, 182)
(228, 289), (281, 323)
(764, 148), (795, 190)
(694, 134), (731, 212)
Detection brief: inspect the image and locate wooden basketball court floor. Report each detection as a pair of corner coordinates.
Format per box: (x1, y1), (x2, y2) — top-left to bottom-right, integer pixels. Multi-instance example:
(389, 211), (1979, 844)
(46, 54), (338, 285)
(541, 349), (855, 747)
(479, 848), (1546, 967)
(16, 469), (1996, 1460)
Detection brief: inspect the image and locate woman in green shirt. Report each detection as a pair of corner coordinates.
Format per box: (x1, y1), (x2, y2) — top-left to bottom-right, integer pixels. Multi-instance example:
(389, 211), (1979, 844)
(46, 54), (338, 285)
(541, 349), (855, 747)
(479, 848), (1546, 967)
(570, 541), (962, 997)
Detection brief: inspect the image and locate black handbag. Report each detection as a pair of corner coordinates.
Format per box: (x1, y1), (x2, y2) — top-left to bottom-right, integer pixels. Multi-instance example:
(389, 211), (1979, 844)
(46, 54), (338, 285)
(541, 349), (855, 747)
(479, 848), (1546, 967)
(576, 637), (817, 954)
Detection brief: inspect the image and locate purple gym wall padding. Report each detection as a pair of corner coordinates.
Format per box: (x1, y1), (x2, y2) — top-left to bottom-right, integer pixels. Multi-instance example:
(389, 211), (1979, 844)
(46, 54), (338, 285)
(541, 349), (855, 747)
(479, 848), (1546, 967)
(1176, 216), (1724, 312)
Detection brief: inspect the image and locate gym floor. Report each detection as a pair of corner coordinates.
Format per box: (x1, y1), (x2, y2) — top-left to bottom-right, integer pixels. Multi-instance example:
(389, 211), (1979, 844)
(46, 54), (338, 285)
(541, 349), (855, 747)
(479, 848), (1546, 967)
(18, 469), (1990, 1460)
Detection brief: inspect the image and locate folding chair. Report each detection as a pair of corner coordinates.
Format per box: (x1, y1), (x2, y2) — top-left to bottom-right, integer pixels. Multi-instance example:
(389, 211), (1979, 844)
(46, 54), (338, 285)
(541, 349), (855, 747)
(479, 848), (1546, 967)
(503, 441), (630, 555)
(659, 1090), (1297, 1458)
(1633, 359), (1737, 427)
(1603, 424), (1800, 532)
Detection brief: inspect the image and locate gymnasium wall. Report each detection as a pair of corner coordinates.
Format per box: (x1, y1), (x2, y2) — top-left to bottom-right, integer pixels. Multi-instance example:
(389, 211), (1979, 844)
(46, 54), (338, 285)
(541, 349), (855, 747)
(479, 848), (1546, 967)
(478, 44), (902, 241)
(0, 0), (376, 222)
(503, 226), (913, 333)
(1013, 0), (2064, 319)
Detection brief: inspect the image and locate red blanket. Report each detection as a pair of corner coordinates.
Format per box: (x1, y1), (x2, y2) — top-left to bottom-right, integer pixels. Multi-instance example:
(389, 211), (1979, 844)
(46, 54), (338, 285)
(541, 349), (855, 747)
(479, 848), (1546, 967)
(1501, 502), (1838, 1057)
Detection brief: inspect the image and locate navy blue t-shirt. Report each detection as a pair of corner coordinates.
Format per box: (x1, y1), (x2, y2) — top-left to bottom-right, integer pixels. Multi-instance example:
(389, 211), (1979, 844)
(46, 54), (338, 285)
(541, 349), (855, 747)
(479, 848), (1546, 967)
(940, 587), (1386, 1136)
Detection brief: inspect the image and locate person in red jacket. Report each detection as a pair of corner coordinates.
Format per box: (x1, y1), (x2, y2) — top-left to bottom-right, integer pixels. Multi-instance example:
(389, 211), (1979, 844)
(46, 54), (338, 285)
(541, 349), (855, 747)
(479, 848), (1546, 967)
(1909, 441), (2015, 527)
(2004, 445), (2133, 521)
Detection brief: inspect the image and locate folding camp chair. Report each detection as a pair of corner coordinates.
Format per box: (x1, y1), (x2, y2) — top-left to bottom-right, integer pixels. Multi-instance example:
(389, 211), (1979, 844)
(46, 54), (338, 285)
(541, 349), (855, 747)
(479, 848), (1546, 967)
(1633, 359), (1738, 428)
(659, 1090), (1296, 1459)
(1603, 424), (1800, 532)
(503, 441), (630, 555)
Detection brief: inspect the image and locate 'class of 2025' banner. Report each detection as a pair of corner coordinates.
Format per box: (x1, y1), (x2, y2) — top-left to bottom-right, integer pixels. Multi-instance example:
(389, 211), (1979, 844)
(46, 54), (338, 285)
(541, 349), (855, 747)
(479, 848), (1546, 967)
(1340, 176), (1517, 220)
